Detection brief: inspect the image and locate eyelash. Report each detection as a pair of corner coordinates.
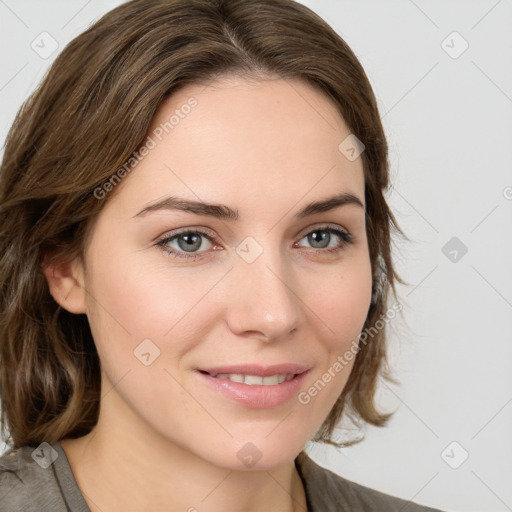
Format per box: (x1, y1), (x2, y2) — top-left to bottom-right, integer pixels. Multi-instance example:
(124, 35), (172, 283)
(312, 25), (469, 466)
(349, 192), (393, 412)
(155, 224), (354, 261)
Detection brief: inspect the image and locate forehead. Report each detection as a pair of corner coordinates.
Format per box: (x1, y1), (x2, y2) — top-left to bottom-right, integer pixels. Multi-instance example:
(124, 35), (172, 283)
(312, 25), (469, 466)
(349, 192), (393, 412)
(104, 76), (365, 219)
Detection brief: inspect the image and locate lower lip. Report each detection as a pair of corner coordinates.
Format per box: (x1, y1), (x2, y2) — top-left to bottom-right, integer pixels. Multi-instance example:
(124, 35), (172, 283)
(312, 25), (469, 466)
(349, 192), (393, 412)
(197, 370), (310, 409)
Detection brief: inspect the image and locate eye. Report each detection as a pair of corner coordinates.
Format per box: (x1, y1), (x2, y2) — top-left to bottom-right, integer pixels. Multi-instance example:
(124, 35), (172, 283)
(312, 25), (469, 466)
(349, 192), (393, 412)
(156, 224), (353, 260)
(156, 229), (216, 260)
(295, 225), (353, 254)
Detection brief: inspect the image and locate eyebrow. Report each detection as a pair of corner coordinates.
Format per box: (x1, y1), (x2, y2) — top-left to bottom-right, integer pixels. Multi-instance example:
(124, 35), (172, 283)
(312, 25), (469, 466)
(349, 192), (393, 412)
(133, 192), (365, 221)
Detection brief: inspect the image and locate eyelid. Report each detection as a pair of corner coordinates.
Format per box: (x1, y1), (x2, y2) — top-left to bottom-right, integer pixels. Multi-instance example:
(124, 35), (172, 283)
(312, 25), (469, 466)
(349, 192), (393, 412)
(155, 222), (351, 244)
(155, 225), (217, 240)
(155, 222), (354, 260)
(296, 221), (350, 238)
(294, 223), (354, 249)
(153, 226), (217, 249)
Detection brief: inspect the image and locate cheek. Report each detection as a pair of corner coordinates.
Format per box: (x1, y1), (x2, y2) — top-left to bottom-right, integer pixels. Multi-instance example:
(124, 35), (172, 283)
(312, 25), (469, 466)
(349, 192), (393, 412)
(308, 256), (372, 348)
(83, 245), (228, 368)
(82, 251), (215, 428)
(85, 236), (372, 365)
(88, 260), (183, 333)
(80, 233), (373, 456)
(297, 256), (372, 415)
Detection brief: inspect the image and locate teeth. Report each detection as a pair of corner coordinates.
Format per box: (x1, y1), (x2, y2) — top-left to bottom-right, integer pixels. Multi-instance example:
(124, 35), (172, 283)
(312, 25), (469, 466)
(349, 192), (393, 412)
(212, 373), (295, 385)
(227, 373), (244, 383)
(245, 375), (263, 385)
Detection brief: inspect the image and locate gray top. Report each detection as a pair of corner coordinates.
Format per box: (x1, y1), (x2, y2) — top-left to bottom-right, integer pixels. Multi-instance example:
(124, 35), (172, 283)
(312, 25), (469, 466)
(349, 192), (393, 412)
(0, 441), (445, 511)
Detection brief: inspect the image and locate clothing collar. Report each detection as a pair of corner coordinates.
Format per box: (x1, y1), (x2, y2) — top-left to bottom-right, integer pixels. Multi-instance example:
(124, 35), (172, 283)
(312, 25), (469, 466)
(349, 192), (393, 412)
(295, 449), (347, 512)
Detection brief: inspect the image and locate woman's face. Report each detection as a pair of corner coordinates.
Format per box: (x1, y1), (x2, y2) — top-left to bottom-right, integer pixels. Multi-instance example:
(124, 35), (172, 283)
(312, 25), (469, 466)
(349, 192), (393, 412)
(67, 76), (372, 469)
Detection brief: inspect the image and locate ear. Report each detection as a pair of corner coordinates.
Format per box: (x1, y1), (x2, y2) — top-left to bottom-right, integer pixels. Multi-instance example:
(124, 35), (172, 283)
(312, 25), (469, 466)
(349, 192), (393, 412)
(41, 255), (87, 314)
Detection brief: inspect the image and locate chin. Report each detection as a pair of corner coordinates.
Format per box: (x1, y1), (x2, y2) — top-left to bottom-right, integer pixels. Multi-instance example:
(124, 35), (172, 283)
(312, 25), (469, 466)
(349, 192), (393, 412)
(190, 432), (308, 471)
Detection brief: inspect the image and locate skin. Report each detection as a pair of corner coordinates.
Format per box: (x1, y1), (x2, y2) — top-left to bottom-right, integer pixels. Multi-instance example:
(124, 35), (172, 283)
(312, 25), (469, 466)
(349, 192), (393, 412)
(43, 75), (372, 512)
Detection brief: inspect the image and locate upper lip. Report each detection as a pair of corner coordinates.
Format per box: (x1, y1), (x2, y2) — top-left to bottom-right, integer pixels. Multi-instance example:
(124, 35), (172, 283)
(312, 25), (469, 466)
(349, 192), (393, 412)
(198, 363), (311, 377)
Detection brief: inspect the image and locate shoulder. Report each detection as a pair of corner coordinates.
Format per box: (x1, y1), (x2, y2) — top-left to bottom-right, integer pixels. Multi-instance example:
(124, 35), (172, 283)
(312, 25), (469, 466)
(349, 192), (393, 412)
(296, 451), (445, 512)
(0, 443), (67, 512)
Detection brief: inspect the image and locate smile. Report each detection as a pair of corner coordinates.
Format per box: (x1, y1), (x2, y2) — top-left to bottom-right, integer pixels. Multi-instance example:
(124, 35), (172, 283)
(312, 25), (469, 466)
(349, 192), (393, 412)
(205, 372), (296, 385)
(197, 369), (311, 409)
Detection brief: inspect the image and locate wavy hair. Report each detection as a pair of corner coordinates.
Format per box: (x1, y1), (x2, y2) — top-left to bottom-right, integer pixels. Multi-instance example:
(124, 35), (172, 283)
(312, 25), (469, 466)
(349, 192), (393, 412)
(0, 0), (406, 450)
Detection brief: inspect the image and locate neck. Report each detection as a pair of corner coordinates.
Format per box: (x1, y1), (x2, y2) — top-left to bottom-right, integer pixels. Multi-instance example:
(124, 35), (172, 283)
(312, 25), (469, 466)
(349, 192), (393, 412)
(60, 402), (309, 512)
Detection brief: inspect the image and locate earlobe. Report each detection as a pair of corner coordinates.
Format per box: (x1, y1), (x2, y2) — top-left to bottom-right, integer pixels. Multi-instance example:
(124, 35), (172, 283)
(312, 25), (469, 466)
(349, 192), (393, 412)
(41, 256), (87, 314)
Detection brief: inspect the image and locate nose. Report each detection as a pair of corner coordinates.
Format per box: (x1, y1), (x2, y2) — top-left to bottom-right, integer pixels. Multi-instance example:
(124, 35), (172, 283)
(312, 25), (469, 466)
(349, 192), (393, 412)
(224, 246), (302, 342)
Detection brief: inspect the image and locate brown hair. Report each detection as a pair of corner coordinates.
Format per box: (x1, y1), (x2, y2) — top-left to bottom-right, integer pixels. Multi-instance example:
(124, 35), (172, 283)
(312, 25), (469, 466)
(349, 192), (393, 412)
(0, 0), (406, 450)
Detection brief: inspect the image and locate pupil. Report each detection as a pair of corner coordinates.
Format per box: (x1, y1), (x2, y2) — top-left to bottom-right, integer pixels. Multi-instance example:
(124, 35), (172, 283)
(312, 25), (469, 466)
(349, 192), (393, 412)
(178, 234), (201, 252)
(309, 231), (329, 249)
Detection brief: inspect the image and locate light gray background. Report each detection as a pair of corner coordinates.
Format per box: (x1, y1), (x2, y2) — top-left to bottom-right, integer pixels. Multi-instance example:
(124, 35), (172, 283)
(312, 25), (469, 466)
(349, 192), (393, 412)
(1, 1), (511, 511)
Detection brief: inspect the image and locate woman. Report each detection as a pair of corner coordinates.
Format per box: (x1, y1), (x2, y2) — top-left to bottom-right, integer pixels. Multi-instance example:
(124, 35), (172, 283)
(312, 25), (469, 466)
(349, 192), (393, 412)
(0, 0), (445, 510)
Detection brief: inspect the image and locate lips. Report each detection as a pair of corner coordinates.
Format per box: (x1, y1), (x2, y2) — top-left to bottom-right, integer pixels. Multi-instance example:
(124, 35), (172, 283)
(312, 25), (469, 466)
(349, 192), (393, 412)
(196, 363), (312, 408)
